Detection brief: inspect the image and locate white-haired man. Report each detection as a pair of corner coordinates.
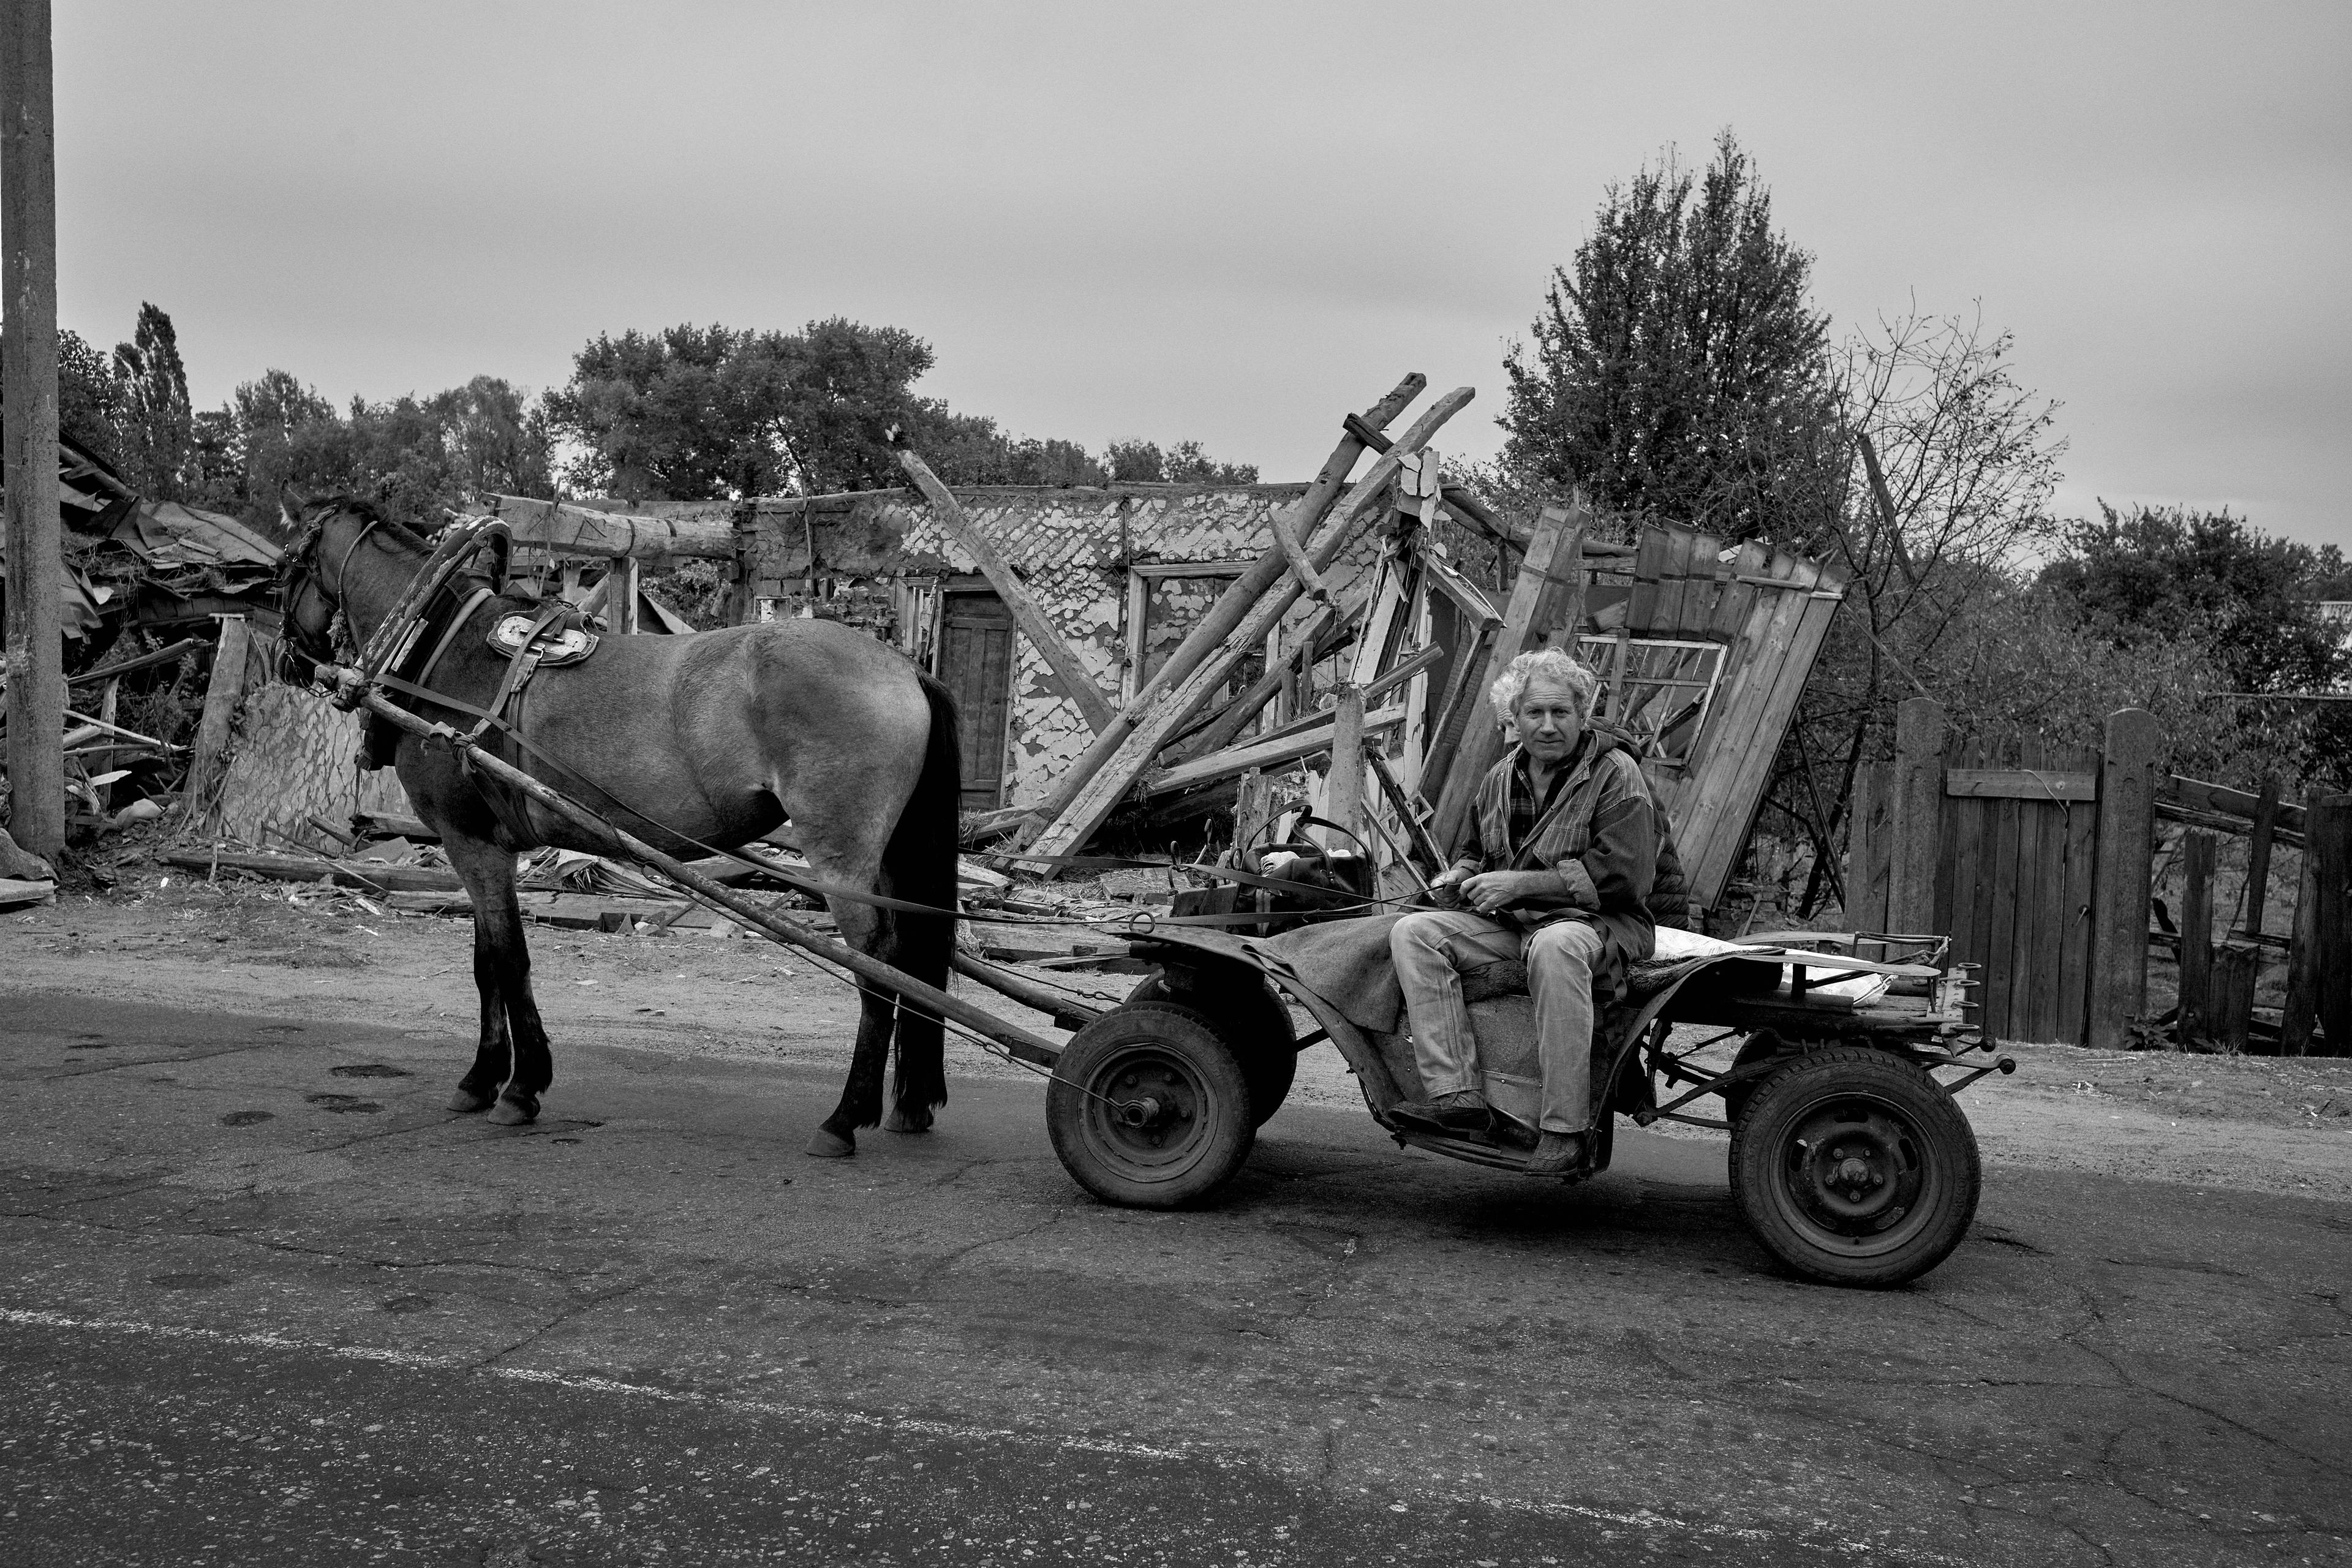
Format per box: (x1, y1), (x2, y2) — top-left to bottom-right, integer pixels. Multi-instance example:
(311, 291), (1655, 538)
(1387, 647), (1657, 1175)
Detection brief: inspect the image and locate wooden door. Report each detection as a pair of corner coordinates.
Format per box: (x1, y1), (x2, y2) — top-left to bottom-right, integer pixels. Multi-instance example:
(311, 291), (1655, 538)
(1934, 735), (2102, 1044)
(937, 592), (1014, 811)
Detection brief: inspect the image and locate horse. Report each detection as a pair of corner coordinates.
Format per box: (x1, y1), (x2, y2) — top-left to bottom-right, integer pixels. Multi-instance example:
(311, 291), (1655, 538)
(276, 496), (961, 1157)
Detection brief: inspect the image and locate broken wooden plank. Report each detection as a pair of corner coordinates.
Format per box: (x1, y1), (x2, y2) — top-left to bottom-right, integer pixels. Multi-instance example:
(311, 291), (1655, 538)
(160, 848), (458, 894)
(1945, 768), (2097, 802)
(1024, 388), (1476, 863)
(1142, 706), (1406, 799)
(1027, 375), (1429, 824)
(179, 615), (252, 826)
(2162, 774), (2309, 835)
(1322, 686), (1367, 848)
(1365, 743), (1447, 873)
(2178, 830), (2216, 1044)
(2244, 775), (2280, 940)
(1427, 499), (1586, 856)
(2086, 708), (2162, 1049)
(893, 439), (1117, 734)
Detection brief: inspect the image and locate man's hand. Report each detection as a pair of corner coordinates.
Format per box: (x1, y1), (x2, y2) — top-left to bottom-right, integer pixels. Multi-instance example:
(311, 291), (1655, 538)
(1425, 865), (1472, 910)
(1460, 870), (1551, 914)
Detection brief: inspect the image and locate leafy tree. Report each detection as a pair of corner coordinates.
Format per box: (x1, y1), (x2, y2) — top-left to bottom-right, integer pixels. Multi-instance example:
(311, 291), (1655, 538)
(1103, 437), (1258, 484)
(111, 303), (192, 499)
(55, 328), (125, 467)
(2041, 505), (2348, 696)
(547, 318), (937, 500)
(1501, 130), (1841, 540)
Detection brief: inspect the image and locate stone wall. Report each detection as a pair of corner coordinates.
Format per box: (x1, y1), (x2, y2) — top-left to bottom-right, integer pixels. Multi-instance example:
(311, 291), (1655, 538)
(211, 677), (412, 847)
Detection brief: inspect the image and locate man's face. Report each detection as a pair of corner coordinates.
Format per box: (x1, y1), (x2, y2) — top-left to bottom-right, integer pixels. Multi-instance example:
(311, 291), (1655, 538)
(1513, 676), (1585, 764)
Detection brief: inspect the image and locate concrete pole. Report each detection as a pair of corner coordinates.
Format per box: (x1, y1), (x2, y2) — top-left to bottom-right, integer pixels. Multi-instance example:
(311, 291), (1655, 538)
(0, 0), (62, 858)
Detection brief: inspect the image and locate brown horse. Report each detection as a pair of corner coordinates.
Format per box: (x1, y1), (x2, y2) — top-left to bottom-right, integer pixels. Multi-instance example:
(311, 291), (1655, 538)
(277, 497), (959, 1156)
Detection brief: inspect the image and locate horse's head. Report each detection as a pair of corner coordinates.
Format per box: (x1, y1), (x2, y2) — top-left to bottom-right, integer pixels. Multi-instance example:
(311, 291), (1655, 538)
(276, 496), (511, 683)
(276, 500), (347, 679)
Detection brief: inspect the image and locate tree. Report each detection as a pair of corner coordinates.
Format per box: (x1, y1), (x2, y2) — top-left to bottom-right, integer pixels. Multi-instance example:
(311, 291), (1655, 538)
(2040, 505), (2351, 790)
(111, 303), (192, 499)
(1501, 130), (1841, 540)
(547, 318), (939, 501)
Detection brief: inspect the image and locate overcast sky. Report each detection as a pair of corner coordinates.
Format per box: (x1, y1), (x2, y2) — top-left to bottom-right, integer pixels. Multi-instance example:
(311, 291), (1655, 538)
(51, 1), (2352, 550)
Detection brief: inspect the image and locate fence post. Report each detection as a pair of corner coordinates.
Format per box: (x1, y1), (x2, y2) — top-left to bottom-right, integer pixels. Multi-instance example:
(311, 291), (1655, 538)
(2086, 707), (2160, 1049)
(2282, 788), (2325, 1054)
(1888, 698), (1947, 934)
(2311, 795), (2351, 1056)
(2211, 944), (2257, 1055)
(2177, 831), (2215, 1046)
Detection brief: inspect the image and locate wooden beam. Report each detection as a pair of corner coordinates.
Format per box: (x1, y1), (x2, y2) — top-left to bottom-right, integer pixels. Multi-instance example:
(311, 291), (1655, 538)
(179, 616), (252, 834)
(892, 440), (1117, 734)
(1944, 769), (2097, 802)
(2282, 786), (2324, 1055)
(2086, 707), (2162, 1049)
(2312, 795), (2352, 1056)
(66, 637), (205, 688)
(1, 0), (63, 858)
(1141, 706), (1405, 799)
(2177, 831), (2215, 1046)
(1025, 374), (1430, 827)
(487, 494), (735, 559)
(1366, 742), (1447, 874)
(1426, 501), (1587, 856)
(2242, 775), (2280, 939)
(2161, 774), (2308, 835)
(1022, 388), (1476, 864)
(1322, 686), (1366, 850)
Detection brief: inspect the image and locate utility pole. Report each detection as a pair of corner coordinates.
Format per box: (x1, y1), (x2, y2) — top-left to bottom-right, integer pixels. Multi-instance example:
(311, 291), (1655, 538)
(1, 0), (61, 858)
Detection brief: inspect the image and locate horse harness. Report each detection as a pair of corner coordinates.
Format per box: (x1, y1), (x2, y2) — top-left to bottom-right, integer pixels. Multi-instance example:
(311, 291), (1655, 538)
(303, 511), (601, 839)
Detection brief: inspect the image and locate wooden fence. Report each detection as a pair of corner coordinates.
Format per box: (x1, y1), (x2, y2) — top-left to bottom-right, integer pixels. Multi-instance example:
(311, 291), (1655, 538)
(1847, 700), (2347, 1052)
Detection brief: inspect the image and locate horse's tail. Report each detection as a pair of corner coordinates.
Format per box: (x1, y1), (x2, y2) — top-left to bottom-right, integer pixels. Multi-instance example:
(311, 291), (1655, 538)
(883, 668), (962, 1114)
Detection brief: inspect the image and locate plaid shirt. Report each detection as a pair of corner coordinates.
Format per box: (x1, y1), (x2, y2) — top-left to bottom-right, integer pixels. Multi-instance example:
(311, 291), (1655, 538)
(1505, 747), (1577, 859)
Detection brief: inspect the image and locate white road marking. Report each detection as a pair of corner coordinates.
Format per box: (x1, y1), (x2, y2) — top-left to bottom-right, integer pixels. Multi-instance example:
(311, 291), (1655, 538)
(3, 1305), (1969, 1562)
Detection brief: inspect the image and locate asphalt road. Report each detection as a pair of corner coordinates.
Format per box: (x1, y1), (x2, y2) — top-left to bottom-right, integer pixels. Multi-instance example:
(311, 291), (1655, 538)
(1, 990), (2345, 1566)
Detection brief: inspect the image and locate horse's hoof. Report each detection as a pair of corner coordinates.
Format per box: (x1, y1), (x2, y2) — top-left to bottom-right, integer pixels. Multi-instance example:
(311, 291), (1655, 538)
(487, 1094), (539, 1126)
(805, 1128), (855, 1158)
(447, 1088), (496, 1114)
(881, 1107), (933, 1135)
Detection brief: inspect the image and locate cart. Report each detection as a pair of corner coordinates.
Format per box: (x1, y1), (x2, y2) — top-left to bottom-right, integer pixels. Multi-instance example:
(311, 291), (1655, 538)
(1041, 921), (2013, 1288)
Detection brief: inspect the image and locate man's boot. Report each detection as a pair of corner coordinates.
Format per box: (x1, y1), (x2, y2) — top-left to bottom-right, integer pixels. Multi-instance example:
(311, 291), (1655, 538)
(1388, 1090), (1493, 1136)
(1523, 1129), (1586, 1177)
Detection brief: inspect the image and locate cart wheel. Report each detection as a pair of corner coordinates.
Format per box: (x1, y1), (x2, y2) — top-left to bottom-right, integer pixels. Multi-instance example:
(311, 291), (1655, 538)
(1728, 1046), (1980, 1288)
(1128, 975), (1297, 1127)
(1048, 1003), (1254, 1210)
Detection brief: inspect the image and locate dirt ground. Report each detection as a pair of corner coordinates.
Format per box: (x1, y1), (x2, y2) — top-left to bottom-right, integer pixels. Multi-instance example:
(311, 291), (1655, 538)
(10, 865), (2352, 1202)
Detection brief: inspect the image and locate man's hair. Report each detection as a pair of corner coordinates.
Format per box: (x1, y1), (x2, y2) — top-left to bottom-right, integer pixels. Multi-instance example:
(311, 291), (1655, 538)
(1488, 647), (1600, 723)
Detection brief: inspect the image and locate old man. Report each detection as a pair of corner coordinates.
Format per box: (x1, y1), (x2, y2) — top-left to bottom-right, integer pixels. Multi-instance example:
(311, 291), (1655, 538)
(1387, 647), (1657, 1175)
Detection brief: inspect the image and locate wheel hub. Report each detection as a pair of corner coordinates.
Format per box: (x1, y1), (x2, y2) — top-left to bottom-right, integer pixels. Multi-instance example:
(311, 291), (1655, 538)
(1785, 1104), (1925, 1240)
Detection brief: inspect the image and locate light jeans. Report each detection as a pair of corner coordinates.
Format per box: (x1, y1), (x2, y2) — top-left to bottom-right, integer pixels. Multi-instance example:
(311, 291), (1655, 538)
(1389, 910), (1605, 1134)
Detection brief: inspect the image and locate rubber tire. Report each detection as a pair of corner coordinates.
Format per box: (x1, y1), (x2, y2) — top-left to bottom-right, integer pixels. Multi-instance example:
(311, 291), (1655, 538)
(1728, 1045), (1981, 1289)
(1128, 974), (1298, 1128)
(1047, 1002), (1256, 1210)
